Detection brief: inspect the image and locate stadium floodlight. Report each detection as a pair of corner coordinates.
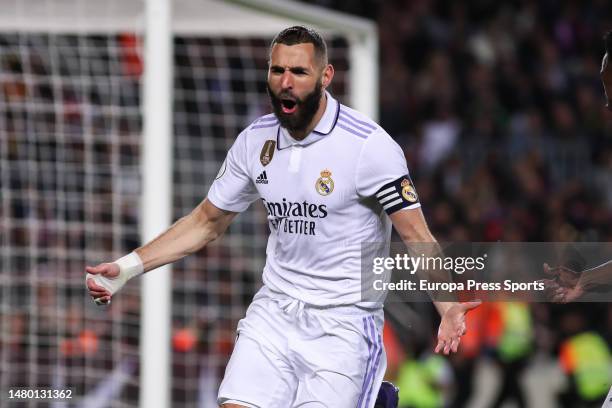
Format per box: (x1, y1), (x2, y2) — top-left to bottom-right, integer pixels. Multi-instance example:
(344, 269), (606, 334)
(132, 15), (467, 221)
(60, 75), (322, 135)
(0, 0), (377, 406)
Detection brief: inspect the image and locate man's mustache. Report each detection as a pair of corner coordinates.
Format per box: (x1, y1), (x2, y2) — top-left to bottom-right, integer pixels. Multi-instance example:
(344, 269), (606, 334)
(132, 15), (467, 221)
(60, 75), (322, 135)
(276, 91), (301, 104)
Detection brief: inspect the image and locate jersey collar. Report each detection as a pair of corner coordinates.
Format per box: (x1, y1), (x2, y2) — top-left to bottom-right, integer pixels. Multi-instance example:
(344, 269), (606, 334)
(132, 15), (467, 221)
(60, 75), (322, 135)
(276, 91), (340, 149)
(313, 91), (340, 135)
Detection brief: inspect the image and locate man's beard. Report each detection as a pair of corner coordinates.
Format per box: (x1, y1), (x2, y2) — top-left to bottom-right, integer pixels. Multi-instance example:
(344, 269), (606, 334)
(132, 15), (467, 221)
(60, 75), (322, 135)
(267, 81), (323, 133)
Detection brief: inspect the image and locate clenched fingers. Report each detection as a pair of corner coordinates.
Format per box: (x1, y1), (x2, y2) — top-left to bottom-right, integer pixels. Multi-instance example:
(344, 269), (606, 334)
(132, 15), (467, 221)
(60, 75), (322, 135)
(87, 278), (110, 297)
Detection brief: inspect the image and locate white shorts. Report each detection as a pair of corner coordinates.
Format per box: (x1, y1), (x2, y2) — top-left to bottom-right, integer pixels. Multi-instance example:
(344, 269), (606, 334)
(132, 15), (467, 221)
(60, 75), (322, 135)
(218, 286), (386, 408)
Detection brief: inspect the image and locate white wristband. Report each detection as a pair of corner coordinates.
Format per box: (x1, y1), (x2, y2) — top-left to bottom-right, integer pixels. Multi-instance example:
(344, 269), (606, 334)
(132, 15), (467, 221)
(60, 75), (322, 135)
(114, 252), (145, 281)
(87, 252), (144, 296)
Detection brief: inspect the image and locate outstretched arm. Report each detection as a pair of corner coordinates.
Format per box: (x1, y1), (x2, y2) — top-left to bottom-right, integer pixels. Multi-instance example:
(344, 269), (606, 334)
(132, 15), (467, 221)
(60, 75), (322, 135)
(389, 208), (480, 354)
(577, 260), (612, 291)
(86, 199), (237, 303)
(601, 30), (612, 110)
(131, 198), (236, 271)
(543, 260), (612, 303)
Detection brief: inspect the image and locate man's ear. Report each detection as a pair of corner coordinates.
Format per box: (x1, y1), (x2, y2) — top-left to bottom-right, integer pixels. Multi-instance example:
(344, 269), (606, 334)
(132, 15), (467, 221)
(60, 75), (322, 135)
(321, 64), (334, 89)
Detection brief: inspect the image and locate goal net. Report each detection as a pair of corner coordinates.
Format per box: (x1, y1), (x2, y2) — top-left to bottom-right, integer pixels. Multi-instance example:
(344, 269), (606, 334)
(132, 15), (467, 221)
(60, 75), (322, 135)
(0, 0), (376, 406)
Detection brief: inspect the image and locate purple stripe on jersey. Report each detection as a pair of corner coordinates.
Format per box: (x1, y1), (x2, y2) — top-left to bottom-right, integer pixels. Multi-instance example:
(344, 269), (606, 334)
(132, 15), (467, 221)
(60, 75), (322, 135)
(339, 108), (376, 130)
(357, 317), (375, 408)
(359, 317), (379, 408)
(257, 115), (277, 122)
(364, 328), (383, 408)
(338, 114), (374, 134)
(251, 122), (278, 130)
(337, 123), (368, 139)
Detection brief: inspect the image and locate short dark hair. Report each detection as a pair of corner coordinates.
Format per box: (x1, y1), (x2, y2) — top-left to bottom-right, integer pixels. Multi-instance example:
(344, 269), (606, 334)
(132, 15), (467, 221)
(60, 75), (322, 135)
(270, 26), (328, 67)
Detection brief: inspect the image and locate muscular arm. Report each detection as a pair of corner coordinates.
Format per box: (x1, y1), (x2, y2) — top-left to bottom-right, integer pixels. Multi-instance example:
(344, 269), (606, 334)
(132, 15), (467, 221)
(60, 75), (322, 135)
(389, 208), (480, 354)
(389, 208), (456, 316)
(136, 199), (237, 272)
(86, 199), (236, 302)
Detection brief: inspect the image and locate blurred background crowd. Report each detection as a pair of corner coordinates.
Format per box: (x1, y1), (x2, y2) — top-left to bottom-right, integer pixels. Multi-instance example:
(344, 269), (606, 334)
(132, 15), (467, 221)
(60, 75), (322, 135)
(301, 1), (612, 407)
(311, 0), (612, 243)
(1, 0), (611, 407)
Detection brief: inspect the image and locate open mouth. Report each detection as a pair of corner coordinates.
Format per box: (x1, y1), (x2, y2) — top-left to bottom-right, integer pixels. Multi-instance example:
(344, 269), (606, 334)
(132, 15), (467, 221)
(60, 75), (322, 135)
(281, 98), (298, 114)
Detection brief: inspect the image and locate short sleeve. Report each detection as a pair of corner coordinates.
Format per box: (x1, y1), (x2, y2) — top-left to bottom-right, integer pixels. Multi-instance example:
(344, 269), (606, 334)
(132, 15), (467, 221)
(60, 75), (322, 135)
(355, 131), (420, 215)
(207, 131), (259, 212)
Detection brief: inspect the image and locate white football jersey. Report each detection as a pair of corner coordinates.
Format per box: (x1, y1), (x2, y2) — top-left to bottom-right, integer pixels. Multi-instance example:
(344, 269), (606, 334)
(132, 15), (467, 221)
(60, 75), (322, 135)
(208, 92), (420, 307)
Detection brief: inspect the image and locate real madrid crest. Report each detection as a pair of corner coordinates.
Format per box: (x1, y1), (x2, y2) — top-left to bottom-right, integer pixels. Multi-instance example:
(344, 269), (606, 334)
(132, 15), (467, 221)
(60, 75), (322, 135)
(315, 169), (334, 196)
(401, 178), (418, 202)
(260, 140), (276, 166)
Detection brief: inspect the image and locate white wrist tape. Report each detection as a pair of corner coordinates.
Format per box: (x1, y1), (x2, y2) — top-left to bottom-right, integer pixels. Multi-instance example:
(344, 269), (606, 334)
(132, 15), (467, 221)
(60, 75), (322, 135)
(87, 252), (144, 295)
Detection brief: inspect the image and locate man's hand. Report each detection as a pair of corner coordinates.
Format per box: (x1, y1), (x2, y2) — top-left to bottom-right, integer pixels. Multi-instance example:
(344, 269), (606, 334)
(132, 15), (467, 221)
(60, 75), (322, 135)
(86, 263), (120, 305)
(543, 263), (580, 287)
(601, 30), (612, 110)
(541, 263), (583, 303)
(435, 300), (481, 355)
(550, 282), (585, 303)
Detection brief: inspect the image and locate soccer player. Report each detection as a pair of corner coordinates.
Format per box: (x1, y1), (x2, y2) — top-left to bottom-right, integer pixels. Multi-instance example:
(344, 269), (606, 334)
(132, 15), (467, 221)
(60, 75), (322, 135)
(86, 26), (479, 408)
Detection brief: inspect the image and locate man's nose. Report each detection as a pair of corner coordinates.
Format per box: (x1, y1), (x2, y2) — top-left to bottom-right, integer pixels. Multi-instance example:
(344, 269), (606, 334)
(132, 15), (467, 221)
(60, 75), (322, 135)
(280, 71), (293, 90)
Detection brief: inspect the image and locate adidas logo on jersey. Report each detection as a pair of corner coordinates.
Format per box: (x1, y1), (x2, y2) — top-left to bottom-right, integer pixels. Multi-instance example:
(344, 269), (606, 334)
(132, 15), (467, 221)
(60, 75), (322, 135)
(256, 171), (269, 184)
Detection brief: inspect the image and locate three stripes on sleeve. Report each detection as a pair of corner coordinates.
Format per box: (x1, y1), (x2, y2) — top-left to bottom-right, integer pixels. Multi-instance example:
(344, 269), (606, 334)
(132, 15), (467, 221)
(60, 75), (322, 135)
(375, 175), (420, 215)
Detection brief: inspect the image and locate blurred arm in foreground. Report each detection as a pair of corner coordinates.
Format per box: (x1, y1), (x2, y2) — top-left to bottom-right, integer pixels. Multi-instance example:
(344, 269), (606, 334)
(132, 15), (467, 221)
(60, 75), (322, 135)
(601, 30), (612, 109)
